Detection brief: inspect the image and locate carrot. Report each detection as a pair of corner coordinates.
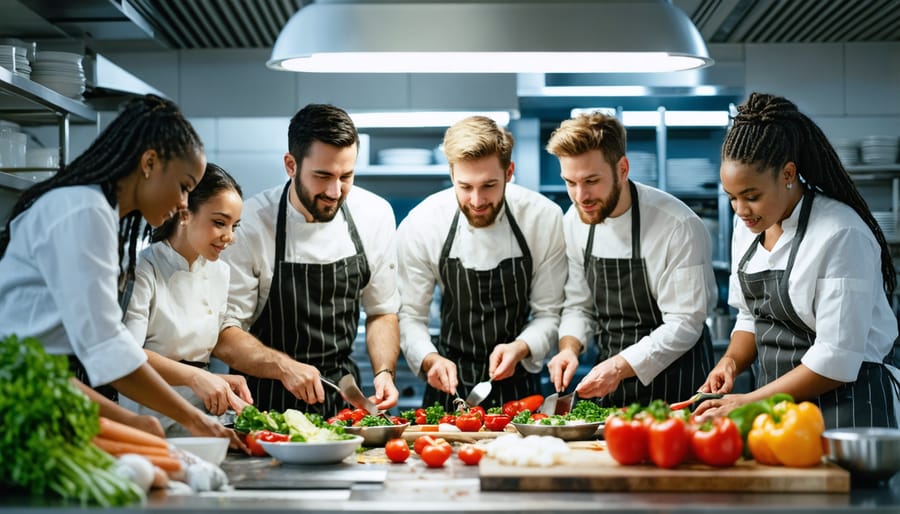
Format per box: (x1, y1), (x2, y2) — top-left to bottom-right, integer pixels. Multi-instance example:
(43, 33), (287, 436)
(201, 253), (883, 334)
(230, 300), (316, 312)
(92, 436), (171, 458)
(143, 455), (183, 473)
(98, 416), (168, 449)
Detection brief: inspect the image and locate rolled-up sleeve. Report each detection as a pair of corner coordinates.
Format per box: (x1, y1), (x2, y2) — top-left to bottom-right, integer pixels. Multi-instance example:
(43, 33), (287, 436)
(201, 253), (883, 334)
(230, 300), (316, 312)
(801, 230), (877, 382)
(36, 205), (145, 386)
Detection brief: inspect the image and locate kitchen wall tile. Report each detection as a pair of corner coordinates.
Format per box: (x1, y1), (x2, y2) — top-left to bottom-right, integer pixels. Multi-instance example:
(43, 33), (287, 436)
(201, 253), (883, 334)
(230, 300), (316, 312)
(845, 43), (900, 116)
(745, 43), (845, 116)
(295, 74), (409, 110)
(216, 118), (289, 152)
(409, 74), (518, 110)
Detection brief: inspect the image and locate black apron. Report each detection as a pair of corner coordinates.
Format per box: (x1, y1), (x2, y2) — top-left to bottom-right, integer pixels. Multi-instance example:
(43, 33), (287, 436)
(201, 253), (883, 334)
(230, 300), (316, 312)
(242, 182), (370, 416)
(422, 203), (539, 412)
(585, 180), (713, 407)
(738, 191), (897, 429)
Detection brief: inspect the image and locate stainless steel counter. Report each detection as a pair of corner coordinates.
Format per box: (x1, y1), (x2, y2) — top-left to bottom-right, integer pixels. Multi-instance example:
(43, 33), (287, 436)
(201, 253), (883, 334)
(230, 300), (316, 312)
(3, 453), (899, 513)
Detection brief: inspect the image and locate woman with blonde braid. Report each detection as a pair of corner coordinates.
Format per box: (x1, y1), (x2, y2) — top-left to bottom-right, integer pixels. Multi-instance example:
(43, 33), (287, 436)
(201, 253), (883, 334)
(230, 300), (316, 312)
(0, 94), (243, 445)
(694, 92), (899, 428)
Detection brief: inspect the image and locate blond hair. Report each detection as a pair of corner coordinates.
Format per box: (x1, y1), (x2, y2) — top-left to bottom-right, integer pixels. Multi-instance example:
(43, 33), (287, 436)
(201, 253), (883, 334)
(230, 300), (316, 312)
(545, 112), (627, 171)
(442, 116), (514, 170)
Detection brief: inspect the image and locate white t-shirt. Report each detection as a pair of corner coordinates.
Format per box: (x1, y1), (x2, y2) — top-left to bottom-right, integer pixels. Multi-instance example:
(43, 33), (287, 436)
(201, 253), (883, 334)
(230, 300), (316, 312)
(124, 240), (230, 363)
(0, 185), (146, 386)
(558, 181), (717, 385)
(396, 183), (567, 377)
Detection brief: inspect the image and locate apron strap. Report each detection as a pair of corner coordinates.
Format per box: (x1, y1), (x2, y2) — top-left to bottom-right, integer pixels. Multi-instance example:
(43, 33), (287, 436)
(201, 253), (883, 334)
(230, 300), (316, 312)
(584, 180), (641, 271)
(275, 181), (291, 264)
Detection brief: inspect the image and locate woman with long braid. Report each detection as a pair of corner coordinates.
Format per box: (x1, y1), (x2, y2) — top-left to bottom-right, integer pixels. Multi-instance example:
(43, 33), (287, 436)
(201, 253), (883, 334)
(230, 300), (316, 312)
(694, 92), (899, 428)
(0, 94), (243, 444)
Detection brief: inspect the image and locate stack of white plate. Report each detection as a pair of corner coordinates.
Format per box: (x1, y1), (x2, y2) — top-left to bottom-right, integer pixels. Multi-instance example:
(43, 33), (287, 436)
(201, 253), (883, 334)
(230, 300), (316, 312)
(0, 45), (30, 79)
(873, 211), (897, 241)
(30, 51), (85, 99)
(832, 138), (859, 166)
(628, 151), (658, 187)
(377, 148), (432, 166)
(666, 158), (720, 194)
(860, 136), (898, 165)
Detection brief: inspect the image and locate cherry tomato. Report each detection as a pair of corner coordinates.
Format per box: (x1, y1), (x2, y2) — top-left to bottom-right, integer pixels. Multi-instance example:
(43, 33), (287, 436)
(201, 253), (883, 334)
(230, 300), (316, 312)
(690, 417), (743, 467)
(327, 416), (341, 425)
(518, 395), (544, 413)
(439, 414), (457, 425)
(414, 435), (447, 455)
(648, 416), (690, 469)
(349, 408), (368, 423)
(530, 412), (549, 421)
(483, 413), (511, 431)
(466, 406), (485, 420)
(604, 414), (649, 465)
(245, 431), (268, 457)
(390, 416), (408, 425)
(455, 412), (483, 432)
(335, 408), (353, 422)
(420, 443), (452, 467)
(384, 438), (410, 463)
(457, 445), (484, 466)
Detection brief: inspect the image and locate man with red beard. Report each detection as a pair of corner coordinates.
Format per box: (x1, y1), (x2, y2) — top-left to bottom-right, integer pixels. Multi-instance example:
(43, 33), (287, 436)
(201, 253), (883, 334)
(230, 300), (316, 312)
(397, 116), (566, 412)
(214, 104), (401, 415)
(545, 112), (717, 407)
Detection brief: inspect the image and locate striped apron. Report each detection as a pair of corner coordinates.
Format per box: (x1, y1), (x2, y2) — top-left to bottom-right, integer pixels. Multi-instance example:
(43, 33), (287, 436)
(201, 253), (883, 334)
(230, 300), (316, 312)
(422, 203), (539, 412)
(243, 182), (369, 416)
(738, 190), (897, 429)
(586, 180), (713, 407)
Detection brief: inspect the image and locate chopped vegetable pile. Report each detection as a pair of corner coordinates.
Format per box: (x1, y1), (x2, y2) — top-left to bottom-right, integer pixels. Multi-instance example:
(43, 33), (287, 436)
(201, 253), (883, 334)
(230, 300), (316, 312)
(512, 400), (615, 425)
(234, 405), (353, 442)
(0, 335), (145, 506)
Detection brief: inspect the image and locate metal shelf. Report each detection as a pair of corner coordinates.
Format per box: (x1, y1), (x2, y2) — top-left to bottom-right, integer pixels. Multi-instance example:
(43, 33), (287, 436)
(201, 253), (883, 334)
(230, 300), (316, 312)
(0, 171), (39, 191)
(0, 67), (96, 125)
(846, 164), (900, 181)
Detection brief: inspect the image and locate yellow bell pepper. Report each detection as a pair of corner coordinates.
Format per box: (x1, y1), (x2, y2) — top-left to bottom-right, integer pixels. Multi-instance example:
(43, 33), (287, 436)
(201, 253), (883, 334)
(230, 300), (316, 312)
(747, 400), (825, 467)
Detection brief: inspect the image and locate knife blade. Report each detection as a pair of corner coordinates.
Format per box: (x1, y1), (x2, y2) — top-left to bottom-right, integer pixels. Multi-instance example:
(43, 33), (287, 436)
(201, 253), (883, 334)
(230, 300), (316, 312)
(555, 391), (576, 416)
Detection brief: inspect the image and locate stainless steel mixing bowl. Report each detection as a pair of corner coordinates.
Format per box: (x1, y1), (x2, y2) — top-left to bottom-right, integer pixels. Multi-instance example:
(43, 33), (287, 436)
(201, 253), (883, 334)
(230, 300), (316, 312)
(343, 422), (409, 447)
(822, 427), (900, 482)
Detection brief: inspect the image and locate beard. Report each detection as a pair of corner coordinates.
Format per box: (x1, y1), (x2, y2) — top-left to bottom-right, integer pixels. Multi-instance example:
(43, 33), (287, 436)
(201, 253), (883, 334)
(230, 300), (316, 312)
(575, 173), (622, 225)
(295, 179), (345, 222)
(458, 185), (506, 228)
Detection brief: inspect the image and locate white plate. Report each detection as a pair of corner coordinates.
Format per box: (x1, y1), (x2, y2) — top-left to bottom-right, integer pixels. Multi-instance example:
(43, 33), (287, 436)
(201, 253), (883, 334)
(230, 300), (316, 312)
(260, 435), (363, 464)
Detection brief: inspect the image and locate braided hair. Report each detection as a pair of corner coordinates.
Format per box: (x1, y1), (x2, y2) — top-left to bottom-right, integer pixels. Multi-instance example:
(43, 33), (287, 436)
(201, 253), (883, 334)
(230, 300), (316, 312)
(151, 162), (242, 243)
(0, 94), (204, 292)
(722, 92), (895, 294)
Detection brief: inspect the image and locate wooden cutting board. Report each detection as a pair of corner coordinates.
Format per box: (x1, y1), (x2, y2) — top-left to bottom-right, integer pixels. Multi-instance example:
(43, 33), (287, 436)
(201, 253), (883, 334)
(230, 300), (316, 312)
(479, 441), (850, 493)
(402, 429), (507, 444)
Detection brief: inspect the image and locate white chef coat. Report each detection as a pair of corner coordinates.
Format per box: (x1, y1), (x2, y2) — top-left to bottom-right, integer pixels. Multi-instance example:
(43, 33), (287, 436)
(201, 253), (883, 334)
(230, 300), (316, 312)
(397, 183), (567, 376)
(0, 185), (146, 386)
(223, 183), (400, 330)
(124, 240), (230, 363)
(730, 193), (899, 383)
(559, 181), (717, 385)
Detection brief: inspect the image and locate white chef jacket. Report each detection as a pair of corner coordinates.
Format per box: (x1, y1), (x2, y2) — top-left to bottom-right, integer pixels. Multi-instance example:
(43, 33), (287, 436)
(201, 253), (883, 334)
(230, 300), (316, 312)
(559, 181), (717, 385)
(0, 185), (146, 386)
(223, 183), (400, 330)
(730, 193), (899, 383)
(397, 183), (567, 377)
(124, 241), (230, 363)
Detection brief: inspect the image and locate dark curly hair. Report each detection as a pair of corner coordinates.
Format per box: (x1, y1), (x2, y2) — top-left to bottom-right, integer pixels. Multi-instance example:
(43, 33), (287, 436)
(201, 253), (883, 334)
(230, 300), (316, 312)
(722, 92), (895, 294)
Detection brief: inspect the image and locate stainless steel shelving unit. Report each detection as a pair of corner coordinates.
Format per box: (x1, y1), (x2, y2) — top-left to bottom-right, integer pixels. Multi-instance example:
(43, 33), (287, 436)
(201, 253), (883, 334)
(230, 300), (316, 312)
(0, 65), (98, 192)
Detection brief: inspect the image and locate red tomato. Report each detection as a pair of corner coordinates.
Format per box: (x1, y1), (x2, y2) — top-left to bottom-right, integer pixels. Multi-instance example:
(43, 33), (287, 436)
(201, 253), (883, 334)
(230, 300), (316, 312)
(648, 417), (690, 469)
(455, 413), (483, 432)
(518, 395), (544, 413)
(438, 414), (457, 425)
(604, 414), (649, 465)
(256, 430), (289, 443)
(421, 443), (452, 467)
(530, 412), (549, 421)
(413, 408), (427, 425)
(390, 416), (408, 425)
(245, 431), (268, 457)
(502, 400), (523, 417)
(690, 417), (743, 467)
(466, 406), (485, 420)
(457, 445), (484, 465)
(483, 413), (511, 431)
(384, 438), (410, 463)
(414, 435), (448, 455)
(335, 408), (353, 422)
(349, 408), (368, 423)
(327, 416), (340, 425)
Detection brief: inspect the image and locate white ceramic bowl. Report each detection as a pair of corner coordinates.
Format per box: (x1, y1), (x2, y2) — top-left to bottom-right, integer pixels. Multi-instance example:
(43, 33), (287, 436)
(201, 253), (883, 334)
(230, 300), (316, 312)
(260, 435), (364, 464)
(168, 436), (229, 465)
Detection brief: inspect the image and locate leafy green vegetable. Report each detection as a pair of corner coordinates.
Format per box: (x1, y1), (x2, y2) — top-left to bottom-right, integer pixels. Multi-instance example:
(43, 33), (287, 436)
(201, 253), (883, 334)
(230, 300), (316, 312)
(486, 407), (503, 414)
(424, 402), (446, 425)
(0, 335), (144, 506)
(400, 409), (416, 422)
(565, 400), (615, 423)
(356, 415), (393, 427)
(512, 409), (532, 424)
(283, 410), (352, 441)
(234, 405), (288, 434)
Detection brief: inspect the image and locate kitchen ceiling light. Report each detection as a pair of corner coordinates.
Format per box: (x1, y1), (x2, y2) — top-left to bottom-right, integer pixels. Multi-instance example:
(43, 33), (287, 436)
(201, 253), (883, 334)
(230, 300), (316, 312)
(268, 1), (713, 74)
(350, 111), (512, 128)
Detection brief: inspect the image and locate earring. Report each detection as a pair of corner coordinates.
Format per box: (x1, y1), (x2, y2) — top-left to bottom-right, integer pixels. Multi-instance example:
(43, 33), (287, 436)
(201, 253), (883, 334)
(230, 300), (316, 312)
(143, 170), (150, 179)
(787, 183), (793, 190)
